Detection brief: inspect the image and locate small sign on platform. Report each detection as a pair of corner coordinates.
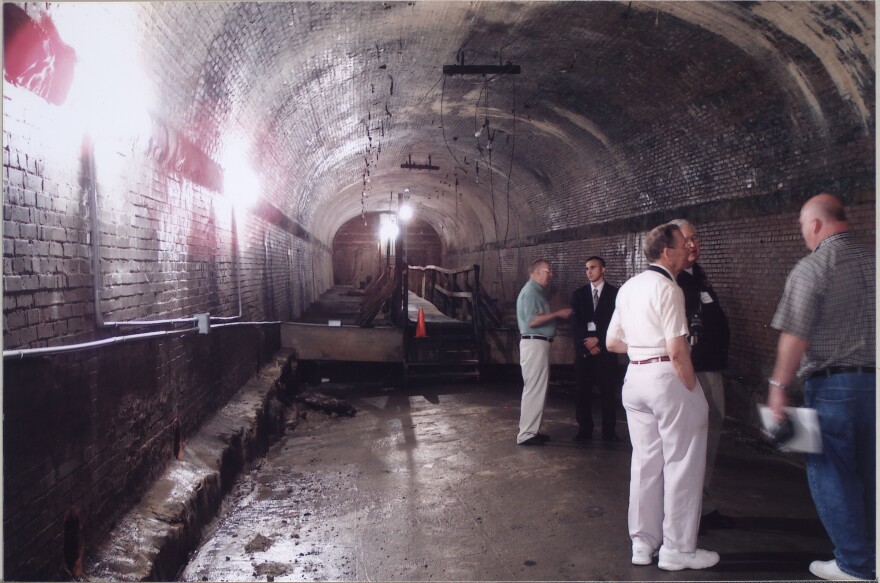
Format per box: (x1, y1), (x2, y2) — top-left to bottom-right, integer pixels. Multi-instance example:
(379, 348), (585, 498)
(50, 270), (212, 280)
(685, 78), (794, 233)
(328, 320), (342, 327)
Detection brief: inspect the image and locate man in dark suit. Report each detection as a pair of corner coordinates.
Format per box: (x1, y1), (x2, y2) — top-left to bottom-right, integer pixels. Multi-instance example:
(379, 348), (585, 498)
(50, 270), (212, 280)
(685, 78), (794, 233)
(570, 256), (620, 442)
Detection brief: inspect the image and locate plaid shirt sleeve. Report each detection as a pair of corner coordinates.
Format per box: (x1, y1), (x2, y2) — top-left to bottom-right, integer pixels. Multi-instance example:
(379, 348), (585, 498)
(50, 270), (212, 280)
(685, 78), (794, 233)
(771, 259), (822, 340)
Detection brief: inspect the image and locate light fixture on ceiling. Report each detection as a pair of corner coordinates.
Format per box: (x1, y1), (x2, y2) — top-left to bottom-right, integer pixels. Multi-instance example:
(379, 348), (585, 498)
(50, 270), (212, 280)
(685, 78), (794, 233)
(442, 62), (521, 76)
(401, 154), (439, 171)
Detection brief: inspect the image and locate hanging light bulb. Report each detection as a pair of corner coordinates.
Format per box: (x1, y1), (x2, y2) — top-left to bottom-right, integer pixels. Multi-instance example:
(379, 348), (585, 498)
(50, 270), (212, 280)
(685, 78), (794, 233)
(475, 119), (488, 138)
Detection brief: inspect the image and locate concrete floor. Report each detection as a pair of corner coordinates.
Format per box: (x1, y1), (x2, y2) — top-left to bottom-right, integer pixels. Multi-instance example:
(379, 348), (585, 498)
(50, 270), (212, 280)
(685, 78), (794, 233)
(179, 375), (832, 582)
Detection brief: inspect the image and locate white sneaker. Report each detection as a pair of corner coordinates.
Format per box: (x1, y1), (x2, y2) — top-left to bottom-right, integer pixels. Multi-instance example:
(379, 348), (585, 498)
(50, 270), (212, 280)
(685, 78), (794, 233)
(809, 559), (872, 581)
(631, 537), (658, 565)
(657, 546), (720, 571)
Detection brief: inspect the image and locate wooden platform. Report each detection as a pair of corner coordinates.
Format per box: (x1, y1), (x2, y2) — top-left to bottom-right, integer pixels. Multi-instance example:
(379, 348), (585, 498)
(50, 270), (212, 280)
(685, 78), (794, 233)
(281, 289), (472, 363)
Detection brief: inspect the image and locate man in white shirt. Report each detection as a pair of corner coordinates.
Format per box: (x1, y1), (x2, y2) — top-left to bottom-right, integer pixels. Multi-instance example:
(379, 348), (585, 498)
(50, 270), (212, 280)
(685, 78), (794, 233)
(606, 223), (718, 571)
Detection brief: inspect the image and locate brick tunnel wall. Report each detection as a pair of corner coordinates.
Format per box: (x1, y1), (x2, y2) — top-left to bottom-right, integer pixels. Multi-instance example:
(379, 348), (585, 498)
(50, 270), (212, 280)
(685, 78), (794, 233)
(332, 214), (383, 287)
(2, 88), (331, 579)
(3, 328), (279, 581)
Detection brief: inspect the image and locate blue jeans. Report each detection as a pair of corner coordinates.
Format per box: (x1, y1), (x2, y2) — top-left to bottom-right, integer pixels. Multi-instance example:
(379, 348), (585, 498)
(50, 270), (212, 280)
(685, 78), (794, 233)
(803, 372), (875, 579)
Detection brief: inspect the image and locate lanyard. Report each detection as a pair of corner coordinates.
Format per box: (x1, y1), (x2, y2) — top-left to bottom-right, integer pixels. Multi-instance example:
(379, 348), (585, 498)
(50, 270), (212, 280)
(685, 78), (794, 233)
(647, 265), (673, 281)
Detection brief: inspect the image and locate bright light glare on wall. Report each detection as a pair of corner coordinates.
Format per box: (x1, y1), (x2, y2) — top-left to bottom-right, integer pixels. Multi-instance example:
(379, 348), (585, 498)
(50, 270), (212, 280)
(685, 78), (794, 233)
(398, 203), (414, 222)
(221, 141), (261, 214)
(53, 4), (155, 147)
(379, 223), (399, 243)
(379, 213), (399, 244)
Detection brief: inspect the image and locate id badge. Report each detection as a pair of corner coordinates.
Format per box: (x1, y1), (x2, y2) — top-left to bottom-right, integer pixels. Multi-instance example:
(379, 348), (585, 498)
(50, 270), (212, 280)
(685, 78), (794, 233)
(700, 291), (714, 304)
(588, 322), (597, 332)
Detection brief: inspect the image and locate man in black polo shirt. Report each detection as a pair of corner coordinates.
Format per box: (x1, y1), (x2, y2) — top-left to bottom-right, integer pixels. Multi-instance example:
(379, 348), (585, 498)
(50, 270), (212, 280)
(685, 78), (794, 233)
(669, 219), (730, 528)
(767, 194), (875, 581)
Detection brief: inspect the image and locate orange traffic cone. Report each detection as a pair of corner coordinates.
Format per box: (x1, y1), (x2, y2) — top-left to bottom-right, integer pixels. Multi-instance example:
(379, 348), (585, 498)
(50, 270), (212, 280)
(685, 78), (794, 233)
(415, 306), (428, 338)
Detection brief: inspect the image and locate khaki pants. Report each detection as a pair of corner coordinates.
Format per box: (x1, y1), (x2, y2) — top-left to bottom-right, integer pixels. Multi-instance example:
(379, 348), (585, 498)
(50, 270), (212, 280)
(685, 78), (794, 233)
(623, 360), (709, 552)
(517, 339), (550, 443)
(697, 370), (725, 514)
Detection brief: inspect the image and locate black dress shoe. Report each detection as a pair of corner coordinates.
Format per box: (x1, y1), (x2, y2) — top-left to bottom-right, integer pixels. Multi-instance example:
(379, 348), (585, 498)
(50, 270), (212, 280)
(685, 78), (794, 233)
(518, 436), (545, 446)
(572, 432), (592, 442)
(535, 432), (550, 442)
(602, 434), (621, 443)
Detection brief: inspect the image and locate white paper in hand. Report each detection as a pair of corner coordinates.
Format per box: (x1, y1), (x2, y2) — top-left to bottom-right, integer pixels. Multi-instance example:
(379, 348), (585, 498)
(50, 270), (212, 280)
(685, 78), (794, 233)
(757, 405), (823, 454)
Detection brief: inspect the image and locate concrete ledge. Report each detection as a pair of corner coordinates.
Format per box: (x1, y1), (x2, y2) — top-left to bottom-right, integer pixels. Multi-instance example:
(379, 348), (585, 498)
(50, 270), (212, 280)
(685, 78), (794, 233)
(281, 322), (403, 362)
(83, 351), (298, 581)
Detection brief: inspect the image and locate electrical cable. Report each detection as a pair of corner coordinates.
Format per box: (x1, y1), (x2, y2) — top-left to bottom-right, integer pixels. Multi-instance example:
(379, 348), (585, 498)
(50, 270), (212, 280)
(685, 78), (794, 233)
(440, 76), (469, 175)
(472, 79), (507, 301)
(485, 82), (500, 245)
(504, 74), (516, 244)
(3, 319), (282, 360)
(211, 321), (282, 330)
(488, 128), (504, 298)
(474, 79), (488, 135)
(472, 72), (506, 135)
(486, 82), (506, 299)
(411, 74), (444, 111)
(3, 327), (200, 360)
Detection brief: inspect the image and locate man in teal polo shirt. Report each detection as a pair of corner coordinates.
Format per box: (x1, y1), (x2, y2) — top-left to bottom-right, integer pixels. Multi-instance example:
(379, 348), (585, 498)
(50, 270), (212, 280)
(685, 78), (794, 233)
(516, 259), (572, 445)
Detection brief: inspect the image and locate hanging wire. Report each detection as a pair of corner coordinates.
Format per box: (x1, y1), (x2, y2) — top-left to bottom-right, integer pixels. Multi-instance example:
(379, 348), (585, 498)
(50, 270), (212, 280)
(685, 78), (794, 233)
(440, 76), (469, 174)
(490, 83), (507, 298)
(485, 82), (501, 245)
(474, 79), (489, 135)
(504, 74), (516, 244)
(472, 77), (508, 300)
(411, 73), (444, 111)
(472, 72), (506, 135)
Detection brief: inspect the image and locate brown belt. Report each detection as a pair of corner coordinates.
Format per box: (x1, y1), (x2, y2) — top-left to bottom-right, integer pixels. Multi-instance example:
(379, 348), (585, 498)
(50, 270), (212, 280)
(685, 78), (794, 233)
(630, 356), (671, 365)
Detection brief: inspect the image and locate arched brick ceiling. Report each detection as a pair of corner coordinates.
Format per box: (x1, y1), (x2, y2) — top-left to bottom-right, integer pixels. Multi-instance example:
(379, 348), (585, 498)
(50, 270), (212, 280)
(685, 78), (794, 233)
(124, 1), (872, 251)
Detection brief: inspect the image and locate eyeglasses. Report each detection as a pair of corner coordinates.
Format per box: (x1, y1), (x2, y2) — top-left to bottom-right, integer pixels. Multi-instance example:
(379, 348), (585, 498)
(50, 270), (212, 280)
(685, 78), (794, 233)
(537, 269), (553, 274)
(684, 235), (701, 244)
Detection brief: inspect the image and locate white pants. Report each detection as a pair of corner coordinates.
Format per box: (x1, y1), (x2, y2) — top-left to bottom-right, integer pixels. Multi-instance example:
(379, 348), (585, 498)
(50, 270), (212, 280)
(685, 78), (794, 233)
(623, 361), (708, 552)
(698, 370), (725, 514)
(518, 339), (550, 443)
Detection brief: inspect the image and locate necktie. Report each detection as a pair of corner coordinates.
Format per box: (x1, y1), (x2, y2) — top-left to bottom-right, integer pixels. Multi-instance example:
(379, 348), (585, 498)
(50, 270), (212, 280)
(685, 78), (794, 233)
(592, 287), (599, 310)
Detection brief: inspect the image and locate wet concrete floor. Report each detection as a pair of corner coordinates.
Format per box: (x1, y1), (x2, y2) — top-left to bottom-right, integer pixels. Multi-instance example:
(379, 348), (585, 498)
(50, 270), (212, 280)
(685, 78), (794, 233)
(179, 376), (831, 582)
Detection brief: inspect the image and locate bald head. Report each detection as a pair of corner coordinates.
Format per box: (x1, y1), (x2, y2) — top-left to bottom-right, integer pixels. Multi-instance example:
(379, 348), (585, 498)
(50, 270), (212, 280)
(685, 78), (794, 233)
(803, 194), (847, 222)
(799, 193), (848, 251)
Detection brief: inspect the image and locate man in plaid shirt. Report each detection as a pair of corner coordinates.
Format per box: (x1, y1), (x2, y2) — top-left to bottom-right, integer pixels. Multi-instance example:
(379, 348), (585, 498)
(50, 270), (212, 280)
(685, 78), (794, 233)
(767, 194), (875, 581)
